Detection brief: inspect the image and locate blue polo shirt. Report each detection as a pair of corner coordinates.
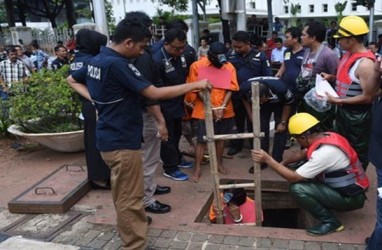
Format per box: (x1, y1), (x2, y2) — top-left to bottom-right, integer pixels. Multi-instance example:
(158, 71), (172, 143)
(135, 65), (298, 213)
(281, 48), (305, 93)
(227, 48), (273, 87)
(69, 51), (93, 74)
(71, 46), (151, 151)
(152, 46), (194, 118)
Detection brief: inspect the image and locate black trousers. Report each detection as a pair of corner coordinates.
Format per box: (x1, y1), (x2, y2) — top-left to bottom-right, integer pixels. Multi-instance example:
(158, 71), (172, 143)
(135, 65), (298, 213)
(230, 93), (253, 150)
(260, 102), (287, 162)
(82, 101), (110, 181)
(160, 117), (182, 173)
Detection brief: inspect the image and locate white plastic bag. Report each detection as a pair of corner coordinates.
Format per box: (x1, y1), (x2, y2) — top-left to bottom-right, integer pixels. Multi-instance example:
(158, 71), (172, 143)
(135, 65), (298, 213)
(304, 87), (332, 112)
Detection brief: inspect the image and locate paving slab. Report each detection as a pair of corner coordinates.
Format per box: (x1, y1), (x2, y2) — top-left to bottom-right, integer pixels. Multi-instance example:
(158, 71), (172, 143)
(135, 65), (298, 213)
(0, 236), (80, 250)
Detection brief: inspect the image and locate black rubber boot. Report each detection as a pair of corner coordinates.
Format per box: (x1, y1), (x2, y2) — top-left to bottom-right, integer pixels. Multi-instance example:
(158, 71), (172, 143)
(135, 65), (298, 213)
(289, 183), (344, 236)
(306, 207), (344, 236)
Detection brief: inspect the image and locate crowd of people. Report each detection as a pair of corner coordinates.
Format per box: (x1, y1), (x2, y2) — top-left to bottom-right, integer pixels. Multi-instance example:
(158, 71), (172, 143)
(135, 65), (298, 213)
(1, 12), (381, 250)
(0, 39), (75, 101)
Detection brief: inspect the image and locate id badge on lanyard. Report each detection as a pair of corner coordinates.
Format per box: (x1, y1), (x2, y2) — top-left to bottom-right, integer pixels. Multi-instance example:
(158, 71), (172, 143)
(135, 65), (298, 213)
(164, 59), (175, 73)
(181, 55), (187, 68)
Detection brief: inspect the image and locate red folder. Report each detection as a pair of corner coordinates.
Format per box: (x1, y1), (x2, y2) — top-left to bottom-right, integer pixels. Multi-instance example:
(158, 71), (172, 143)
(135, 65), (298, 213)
(198, 66), (231, 90)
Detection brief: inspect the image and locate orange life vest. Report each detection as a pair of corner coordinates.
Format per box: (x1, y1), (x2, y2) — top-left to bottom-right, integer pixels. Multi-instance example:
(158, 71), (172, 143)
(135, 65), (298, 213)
(336, 51), (375, 97)
(306, 132), (369, 196)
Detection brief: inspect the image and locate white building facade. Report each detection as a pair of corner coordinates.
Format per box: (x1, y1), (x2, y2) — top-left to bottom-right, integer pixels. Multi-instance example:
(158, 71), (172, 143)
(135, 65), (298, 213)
(110, 0), (382, 20)
(108, 0), (382, 42)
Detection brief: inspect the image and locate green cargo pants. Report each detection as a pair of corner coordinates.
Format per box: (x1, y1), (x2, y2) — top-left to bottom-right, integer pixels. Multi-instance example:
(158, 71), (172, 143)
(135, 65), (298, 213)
(290, 182), (366, 227)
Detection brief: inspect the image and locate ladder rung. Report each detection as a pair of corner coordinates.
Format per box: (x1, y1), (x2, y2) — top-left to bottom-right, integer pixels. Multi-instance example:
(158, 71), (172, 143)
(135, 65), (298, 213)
(203, 132), (264, 141)
(219, 183), (256, 189)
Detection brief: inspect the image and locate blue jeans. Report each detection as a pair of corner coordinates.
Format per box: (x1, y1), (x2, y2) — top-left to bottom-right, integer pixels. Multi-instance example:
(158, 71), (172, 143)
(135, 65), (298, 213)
(0, 90), (9, 100)
(367, 166), (382, 250)
(0, 90), (9, 120)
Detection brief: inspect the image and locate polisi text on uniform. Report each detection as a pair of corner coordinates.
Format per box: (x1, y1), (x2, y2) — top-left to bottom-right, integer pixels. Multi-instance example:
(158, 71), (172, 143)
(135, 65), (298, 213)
(88, 65), (101, 80)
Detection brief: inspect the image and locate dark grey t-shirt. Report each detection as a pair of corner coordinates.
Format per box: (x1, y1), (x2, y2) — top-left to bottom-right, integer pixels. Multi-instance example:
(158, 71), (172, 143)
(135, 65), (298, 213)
(301, 45), (339, 79)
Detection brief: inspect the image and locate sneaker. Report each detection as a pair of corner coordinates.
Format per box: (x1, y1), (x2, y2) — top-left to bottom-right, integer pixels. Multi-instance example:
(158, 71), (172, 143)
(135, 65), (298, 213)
(178, 160), (193, 169)
(163, 170), (189, 181)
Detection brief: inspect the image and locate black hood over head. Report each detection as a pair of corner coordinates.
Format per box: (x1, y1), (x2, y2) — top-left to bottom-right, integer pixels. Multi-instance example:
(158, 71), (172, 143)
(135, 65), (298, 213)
(76, 29), (108, 56)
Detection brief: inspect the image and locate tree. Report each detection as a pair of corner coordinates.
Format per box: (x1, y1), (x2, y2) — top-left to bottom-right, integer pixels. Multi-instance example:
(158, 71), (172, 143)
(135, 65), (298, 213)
(0, 4), (8, 24)
(282, 0), (301, 27)
(64, 0), (76, 28)
(4, 0), (15, 27)
(334, 1), (348, 22)
(154, 0), (189, 12)
(16, 0), (27, 26)
(20, 0), (65, 28)
(290, 3), (301, 27)
(105, 0), (116, 31)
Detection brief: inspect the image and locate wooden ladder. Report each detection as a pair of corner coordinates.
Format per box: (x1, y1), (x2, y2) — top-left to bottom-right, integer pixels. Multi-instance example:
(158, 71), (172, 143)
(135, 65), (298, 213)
(202, 81), (264, 225)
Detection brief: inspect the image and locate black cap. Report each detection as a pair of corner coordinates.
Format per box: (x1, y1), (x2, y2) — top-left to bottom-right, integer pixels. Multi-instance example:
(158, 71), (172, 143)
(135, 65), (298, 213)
(209, 42), (227, 64)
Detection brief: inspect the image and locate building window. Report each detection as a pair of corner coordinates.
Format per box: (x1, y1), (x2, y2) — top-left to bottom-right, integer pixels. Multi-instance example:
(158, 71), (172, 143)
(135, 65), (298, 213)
(284, 5), (289, 14)
(323, 4), (328, 12)
(352, 3), (357, 11)
(309, 5), (314, 13)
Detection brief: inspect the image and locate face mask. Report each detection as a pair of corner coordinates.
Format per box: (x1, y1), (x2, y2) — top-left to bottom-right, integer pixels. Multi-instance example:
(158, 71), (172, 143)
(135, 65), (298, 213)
(208, 52), (224, 68)
(223, 192), (233, 203)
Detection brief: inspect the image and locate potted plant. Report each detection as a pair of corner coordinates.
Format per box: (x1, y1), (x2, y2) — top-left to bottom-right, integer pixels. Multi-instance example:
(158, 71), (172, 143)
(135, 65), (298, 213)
(7, 65), (84, 152)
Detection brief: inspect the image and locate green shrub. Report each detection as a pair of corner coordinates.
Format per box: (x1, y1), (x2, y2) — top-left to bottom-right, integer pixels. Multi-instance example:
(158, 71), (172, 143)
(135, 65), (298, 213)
(9, 65), (82, 133)
(0, 99), (10, 137)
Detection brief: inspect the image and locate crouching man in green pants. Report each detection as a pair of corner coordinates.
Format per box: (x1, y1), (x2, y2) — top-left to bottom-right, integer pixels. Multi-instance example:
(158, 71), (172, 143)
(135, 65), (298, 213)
(252, 112), (369, 236)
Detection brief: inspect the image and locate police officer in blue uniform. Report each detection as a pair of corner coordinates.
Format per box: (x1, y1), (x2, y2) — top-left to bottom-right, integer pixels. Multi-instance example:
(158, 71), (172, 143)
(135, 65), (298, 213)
(68, 15), (209, 249)
(151, 19), (197, 66)
(69, 29), (110, 189)
(152, 28), (196, 181)
(241, 77), (294, 173)
(227, 31), (272, 156)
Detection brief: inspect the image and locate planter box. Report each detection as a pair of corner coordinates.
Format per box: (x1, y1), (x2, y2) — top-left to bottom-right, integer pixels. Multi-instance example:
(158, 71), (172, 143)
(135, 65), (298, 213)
(8, 124), (84, 153)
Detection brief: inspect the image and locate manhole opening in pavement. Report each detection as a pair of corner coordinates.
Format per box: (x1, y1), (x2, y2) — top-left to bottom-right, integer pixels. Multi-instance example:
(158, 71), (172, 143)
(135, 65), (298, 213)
(195, 178), (312, 229)
(0, 210), (85, 241)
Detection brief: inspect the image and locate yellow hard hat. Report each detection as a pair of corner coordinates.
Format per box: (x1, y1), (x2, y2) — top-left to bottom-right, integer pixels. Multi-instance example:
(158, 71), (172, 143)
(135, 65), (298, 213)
(333, 16), (369, 38)
(288, 113), (320, 135)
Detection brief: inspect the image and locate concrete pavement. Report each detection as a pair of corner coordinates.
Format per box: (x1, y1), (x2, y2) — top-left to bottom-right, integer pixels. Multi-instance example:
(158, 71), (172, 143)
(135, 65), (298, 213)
(0, 138), (374, 249)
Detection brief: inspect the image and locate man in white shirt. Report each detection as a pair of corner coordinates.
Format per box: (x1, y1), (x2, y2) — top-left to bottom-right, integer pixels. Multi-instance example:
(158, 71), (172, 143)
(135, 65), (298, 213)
(0, 46), (31, 100)
(252, 112), (369, 236)
(270, 37), (286, 74)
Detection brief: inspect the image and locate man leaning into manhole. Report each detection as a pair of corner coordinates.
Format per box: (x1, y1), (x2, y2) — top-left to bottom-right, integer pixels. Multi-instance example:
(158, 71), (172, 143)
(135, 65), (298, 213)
(252, 112), (369, 236)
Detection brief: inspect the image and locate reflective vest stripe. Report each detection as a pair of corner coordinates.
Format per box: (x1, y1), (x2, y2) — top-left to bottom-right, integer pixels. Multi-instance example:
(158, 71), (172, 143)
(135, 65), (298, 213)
(306, 132), (369, 193)
(335, 51), (375, 97)
(324, 174), (357, 188)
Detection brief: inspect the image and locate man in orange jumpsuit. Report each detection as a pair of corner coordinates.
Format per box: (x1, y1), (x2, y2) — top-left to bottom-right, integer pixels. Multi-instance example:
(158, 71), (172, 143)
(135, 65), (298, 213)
(186, 42), (239, 182)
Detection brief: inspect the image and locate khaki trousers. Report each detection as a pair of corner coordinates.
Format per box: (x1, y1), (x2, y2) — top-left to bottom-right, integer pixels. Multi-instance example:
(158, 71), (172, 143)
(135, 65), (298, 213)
(142, 112), (160, 207)
(101, 149), (147, 250)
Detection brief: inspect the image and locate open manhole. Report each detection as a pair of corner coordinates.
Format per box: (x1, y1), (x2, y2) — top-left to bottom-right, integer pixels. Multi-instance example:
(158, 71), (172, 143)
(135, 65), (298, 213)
(195, 179), (315, 229)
